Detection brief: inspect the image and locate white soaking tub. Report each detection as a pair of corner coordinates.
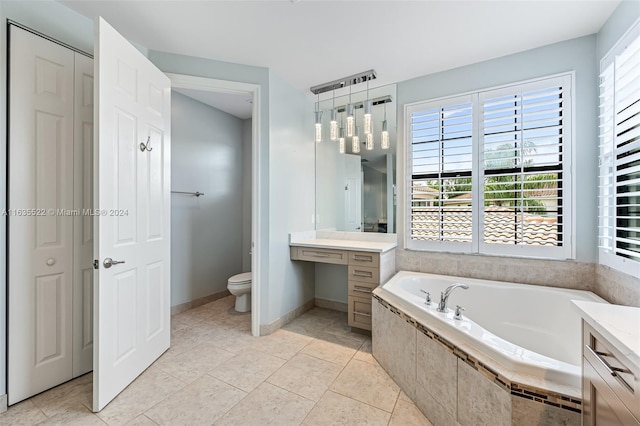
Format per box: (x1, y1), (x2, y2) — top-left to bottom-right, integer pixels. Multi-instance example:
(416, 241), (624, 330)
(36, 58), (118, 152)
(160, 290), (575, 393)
(374, 271), (607, 393)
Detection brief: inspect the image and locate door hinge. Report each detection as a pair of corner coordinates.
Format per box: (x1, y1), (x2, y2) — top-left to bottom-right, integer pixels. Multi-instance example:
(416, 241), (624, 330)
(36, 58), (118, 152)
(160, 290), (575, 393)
(93, 259), (99, 270)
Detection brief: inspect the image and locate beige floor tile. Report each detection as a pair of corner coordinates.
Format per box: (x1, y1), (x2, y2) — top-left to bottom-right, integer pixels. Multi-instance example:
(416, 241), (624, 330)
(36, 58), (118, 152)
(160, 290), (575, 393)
(124, 415), (157, 425)
(282, 315), (336, 338)
(96, 366), (186, 426)
(249, 329), (313, 360)
(36, 402), (107, 426)
(154, 342), (235, 383)
(31, 373), (93, 417)
(208, 329), (256, 354)
(389, 398), (433, 426)
(301, 391), (390, 426)
(353, 338), (376, 364)
(267, 353), (343, 402)
(0, 400), (47, 425)
(299, 332), (360, 366)
(165, 331), (201, 358)
(210, 350), (285, 392)
(399, 390), (413, 402)
(330, 358), (400, 412)
(304, 308), (348, 323)
(215, 382), (314, 426)
(145, 375), (246, 425)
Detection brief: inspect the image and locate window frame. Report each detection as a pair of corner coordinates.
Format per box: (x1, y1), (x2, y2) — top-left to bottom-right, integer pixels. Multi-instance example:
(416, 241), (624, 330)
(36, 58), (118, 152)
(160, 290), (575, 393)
(405, 73), (574, 259)
(598, 18), (640, 277)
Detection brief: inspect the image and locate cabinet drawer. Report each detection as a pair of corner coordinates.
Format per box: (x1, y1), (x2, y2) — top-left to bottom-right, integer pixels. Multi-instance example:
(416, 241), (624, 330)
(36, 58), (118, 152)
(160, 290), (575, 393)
(348, 295), (372, 331)
(291, 247), (348, 265)
(583, 358), (640, 425)
(584, 323), (640, 421)
(348, 265), (378, 284)
(348, 251), (379, 267)
(348, 280), (377, 298)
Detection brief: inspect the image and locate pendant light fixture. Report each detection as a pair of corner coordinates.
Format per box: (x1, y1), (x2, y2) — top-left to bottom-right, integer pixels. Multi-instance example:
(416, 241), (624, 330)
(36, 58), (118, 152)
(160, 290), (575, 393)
(352, 111), (361, 153)
(330, 89), (338, 141)
(366, 132), (374, 150)
(363, 78), (372, 135)
(346, 84), (354, 137)
(314, 93), (323, 143)
(339, 112), (346, 154)
(381, 102), (390, 149)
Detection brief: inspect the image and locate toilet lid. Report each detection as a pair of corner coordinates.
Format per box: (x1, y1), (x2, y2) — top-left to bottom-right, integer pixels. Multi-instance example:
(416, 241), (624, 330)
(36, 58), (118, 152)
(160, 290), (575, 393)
(229, 272), (252, 284)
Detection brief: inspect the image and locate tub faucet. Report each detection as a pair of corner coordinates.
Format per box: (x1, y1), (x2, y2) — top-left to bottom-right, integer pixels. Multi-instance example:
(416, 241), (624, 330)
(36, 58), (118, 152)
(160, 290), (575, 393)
(437, 283), (469, 313)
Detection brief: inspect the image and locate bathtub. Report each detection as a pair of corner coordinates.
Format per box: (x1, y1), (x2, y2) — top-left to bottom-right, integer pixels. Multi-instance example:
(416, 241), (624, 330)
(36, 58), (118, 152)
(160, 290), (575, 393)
(374, 271), (607, 393)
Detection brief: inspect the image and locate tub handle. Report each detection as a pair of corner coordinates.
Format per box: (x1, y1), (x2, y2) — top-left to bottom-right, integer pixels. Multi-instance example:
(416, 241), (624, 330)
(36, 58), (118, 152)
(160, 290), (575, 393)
(354, 310), (371, 318)
(420, 289), (431, 305)
(454, 305), (465, 320)
(585, 345), (634, 393)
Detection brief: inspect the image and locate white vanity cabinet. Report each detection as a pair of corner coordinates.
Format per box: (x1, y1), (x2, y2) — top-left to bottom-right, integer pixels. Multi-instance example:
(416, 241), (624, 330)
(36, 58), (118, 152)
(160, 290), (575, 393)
(290, 238), (396, 331)
(576, 302), (640, 426)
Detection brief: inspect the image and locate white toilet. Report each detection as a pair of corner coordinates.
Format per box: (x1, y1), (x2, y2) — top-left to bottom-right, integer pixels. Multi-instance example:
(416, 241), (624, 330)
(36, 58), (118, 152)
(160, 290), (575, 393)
(227, 272), (252, 313)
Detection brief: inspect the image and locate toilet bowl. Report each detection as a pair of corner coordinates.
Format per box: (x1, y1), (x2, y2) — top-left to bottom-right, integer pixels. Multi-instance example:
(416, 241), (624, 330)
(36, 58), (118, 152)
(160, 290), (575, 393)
(227, 272), (252, 313)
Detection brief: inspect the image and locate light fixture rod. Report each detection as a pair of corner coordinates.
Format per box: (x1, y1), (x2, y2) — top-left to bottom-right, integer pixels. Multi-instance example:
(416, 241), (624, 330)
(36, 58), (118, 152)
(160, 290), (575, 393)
(310, 69), (377, 95)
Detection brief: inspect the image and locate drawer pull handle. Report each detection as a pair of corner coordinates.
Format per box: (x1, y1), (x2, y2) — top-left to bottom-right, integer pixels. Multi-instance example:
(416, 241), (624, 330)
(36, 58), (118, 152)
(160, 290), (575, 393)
(353, 286), (372, 294)
(586, 345), (634, 393)
(353, 271), (373, 278)
(354, 311), (371, 317)
(308, 252), (331, 258)
(354, 255), (373, 261)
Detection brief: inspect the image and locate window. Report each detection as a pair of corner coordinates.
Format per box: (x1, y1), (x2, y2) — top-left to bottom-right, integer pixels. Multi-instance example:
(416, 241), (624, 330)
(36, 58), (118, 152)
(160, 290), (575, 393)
(599, 20), (640, 275)
(407, 74), (572, 259)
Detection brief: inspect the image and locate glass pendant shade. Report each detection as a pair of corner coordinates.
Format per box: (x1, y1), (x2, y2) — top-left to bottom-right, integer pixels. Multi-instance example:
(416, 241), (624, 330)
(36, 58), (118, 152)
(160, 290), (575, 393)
(366, 133), (374, 150)
(314, 110), (323, 143)
(363, 99), (372, 134)
(339, 127), (345, 154)
(352, 126), (361, 153)
(329, 109), (338, 141)
(352, 135), (360, 153)
(346, 104), (354, 137)
(381, 120), (390, 149)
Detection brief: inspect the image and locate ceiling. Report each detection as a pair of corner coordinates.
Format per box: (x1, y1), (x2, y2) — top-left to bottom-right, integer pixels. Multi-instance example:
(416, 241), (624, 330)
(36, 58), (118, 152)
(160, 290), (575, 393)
(173, 88), (253, 119)
(60, 0), (619, 96)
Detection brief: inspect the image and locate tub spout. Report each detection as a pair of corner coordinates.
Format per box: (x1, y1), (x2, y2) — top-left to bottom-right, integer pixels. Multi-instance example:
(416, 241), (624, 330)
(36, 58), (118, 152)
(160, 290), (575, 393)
(437, 283), (469, 313)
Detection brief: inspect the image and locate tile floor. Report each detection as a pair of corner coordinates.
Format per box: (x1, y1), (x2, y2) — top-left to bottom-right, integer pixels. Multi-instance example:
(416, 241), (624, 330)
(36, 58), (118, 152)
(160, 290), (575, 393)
(0, 296), (431, 425)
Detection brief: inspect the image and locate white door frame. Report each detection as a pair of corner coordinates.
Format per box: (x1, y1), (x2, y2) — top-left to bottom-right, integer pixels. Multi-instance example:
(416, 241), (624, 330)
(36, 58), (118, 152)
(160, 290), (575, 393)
(166, 73), (261, 337)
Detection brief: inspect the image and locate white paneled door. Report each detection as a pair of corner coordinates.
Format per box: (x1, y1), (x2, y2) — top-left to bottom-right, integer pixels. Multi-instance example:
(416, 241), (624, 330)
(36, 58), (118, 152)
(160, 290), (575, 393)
(93, 17), (171, 412)
(8, 25), (85, 405)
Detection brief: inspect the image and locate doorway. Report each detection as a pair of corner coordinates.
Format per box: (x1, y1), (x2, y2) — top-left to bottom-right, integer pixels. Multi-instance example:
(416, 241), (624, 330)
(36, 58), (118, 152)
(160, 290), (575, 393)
(6, 22), (263, 409)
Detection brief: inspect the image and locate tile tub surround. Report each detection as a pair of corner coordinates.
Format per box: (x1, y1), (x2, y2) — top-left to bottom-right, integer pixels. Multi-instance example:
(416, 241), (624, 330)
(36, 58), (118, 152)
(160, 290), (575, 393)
(1, 295), (432, 425)
(396, 249), (640, 308)
(372, 294), (581, 426)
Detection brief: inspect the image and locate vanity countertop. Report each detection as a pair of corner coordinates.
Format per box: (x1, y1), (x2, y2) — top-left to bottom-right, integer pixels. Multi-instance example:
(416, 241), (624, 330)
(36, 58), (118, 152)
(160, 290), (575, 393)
(289, 238), (397, 253)
(573, 300), (640, 367)
(289, 231), (397, 253)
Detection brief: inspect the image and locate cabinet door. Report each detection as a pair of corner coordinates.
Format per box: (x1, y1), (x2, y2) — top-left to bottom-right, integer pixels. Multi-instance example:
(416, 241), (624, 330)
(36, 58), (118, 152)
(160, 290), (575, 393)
(583, 360), (639, 425)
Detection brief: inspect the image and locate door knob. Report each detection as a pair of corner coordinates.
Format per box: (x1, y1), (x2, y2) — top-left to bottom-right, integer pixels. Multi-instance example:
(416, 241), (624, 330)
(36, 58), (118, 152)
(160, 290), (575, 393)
(103, 258), (125, 268)
(46, 258), (56, 266)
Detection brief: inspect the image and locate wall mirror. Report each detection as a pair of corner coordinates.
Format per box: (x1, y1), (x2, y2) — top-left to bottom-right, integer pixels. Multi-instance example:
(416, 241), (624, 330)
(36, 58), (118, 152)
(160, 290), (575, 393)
(315, 83), (397, 233)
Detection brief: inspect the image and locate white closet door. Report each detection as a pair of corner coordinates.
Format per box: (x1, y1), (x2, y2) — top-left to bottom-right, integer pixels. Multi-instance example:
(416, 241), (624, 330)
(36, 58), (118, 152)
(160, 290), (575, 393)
(93, 17), (171, 412)
(73, 52), (95, 377)
(8, 26), (75, 405)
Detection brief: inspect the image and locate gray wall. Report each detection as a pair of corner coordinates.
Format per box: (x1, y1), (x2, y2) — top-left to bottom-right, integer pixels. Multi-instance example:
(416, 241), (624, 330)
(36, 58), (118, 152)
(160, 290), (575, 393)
(596, 0), (640, 60)
(264, 71), (316, 326)
(396, 34), (598, 263)
(171, 91), (244, 306)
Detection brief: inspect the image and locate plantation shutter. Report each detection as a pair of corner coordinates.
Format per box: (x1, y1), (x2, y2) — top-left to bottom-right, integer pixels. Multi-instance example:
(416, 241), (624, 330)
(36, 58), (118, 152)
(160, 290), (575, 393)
(479, 76), (572, 257)
(408, 96), (473, 249)
(598, 62), (615, 253)
(613, 30), (640, 261)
